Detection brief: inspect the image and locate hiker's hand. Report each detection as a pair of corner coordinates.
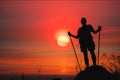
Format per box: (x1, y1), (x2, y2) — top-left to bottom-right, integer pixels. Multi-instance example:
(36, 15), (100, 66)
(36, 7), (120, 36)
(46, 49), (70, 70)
(98, 25), (102, 31)
(68, 31), (71, 36)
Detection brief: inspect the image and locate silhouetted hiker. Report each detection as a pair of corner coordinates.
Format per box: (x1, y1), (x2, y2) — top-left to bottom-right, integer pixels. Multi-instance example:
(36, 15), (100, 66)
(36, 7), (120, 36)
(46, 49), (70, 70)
(68, 17), (101, 67)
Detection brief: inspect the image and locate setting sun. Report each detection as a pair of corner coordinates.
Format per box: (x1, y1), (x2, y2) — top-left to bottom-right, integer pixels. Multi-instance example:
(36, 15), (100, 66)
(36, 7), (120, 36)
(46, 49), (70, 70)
(57, 35), (69, 47)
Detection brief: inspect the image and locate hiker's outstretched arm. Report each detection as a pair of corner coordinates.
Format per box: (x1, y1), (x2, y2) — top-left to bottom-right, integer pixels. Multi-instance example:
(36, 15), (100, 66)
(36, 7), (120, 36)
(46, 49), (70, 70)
(71, 34), (79, 39)
(68, 32), (79, 39)
(91, 29), (99, 34)
(92, 26), (102, 34)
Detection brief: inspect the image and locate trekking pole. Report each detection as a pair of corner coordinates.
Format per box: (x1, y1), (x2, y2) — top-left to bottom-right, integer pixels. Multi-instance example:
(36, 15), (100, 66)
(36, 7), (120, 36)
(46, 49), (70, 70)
(69, 36), (81, 71)
(98, 31), (101, 65)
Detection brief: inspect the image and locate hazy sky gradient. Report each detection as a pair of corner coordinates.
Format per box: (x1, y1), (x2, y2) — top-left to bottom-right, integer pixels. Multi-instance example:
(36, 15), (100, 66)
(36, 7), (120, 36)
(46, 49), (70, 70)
(0, 0), (120, 75)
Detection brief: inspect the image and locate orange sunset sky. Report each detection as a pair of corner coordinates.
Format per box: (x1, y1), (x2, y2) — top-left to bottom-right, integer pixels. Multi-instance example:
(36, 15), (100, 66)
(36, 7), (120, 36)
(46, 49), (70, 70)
(0, 0), (120, 75)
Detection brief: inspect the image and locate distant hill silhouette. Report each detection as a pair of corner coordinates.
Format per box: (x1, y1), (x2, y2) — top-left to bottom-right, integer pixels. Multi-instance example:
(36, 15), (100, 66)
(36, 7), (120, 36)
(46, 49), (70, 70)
(74, 65), (114, 80)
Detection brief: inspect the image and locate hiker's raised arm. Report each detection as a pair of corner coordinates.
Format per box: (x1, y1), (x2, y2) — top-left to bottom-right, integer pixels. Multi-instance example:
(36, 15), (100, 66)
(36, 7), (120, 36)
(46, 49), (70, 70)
(91, 26), (102, 34)
(68, 31), (79, 39)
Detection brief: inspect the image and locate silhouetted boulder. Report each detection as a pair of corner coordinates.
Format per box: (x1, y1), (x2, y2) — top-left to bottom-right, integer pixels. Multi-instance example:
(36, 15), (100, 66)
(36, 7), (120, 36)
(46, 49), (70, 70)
(74, 65), (114, 80)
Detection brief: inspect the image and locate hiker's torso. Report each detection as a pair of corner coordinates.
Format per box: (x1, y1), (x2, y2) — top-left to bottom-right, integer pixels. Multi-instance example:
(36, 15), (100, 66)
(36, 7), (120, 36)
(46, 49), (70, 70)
(78, 25), (93, 42)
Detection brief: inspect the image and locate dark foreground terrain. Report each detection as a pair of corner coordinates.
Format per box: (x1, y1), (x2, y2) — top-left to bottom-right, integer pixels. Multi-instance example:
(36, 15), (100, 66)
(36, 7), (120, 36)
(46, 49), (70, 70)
(0, 74), (75, 80)
(75, 65), (119, 80)
(0, 65), (119, 80)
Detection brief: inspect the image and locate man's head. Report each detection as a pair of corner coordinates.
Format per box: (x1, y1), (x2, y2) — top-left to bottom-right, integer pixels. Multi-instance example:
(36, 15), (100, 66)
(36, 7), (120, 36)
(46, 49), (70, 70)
(81, 17), (87, 25)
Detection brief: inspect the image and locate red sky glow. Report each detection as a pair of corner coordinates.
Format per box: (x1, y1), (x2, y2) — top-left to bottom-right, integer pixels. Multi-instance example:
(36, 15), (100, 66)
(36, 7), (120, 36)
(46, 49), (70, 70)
(0, 0), (120, 75)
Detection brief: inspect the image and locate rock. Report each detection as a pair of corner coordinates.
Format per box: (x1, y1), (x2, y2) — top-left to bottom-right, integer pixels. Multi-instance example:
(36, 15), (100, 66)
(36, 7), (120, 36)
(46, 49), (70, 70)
(74, 65), (114, 80)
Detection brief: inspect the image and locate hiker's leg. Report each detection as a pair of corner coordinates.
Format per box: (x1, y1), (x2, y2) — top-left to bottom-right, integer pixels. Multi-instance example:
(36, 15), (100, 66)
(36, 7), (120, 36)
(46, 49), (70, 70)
(83, 51), (89, 67)
(90, 50), (96, 65)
